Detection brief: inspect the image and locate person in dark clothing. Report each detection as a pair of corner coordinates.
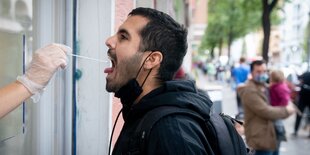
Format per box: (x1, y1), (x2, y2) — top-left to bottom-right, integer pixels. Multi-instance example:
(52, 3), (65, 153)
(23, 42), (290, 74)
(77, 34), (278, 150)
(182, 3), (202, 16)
(293, 71), (310, 137)
(104, 7), (211, 154)
(112, 80), (212, 154)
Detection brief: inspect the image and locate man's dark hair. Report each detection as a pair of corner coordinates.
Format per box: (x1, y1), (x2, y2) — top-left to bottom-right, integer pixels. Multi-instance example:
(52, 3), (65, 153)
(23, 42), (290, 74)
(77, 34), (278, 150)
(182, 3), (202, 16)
(129, 7), (188, 81)
(250, 60), (265, 72)
(239, 57), (246, 63)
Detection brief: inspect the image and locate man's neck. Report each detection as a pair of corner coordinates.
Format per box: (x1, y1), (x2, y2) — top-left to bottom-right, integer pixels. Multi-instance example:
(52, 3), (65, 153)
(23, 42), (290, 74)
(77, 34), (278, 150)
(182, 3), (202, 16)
(134, 80), (162, 104)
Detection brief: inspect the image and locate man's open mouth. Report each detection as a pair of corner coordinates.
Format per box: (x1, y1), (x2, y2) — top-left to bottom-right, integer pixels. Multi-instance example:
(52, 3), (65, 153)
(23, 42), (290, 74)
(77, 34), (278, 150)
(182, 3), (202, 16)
(104, 56), (116, 74)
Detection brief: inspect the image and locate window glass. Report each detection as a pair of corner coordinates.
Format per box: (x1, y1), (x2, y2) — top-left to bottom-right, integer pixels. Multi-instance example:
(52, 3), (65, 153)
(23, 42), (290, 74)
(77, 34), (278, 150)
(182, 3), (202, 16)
(72, 0), (113, 154)
(0, 0), (32, 153)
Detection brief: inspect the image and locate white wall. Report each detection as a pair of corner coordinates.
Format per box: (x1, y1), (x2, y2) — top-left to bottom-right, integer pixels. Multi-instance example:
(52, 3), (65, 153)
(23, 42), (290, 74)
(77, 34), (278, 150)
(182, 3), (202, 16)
(75, 0), (113, 154)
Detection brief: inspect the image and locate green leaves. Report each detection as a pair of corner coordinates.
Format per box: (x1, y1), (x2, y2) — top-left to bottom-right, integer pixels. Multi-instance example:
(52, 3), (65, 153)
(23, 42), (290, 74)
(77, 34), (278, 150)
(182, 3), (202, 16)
(199, 0), (280, 59)
(303, 21), (310, 61)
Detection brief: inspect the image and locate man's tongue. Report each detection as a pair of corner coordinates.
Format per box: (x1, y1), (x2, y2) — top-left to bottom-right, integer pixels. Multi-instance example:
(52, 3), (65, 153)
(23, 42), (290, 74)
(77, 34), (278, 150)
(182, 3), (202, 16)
(104, 67), (114, 73)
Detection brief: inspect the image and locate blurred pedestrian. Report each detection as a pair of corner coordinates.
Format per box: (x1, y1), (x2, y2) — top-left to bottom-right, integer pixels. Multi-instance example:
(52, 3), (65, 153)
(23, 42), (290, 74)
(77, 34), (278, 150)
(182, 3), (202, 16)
(238, 60), (295, 155)
(232, 57), (250, 86)
(232, 57), (250, 113)
(293, 71), (310, 138)
(207, 61), (216, 81)
(285, 72), (300, 104)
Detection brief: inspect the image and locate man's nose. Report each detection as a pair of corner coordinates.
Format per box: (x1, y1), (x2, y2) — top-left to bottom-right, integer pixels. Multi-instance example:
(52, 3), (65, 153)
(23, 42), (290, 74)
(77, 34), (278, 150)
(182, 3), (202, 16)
(105, 35), (116, 49)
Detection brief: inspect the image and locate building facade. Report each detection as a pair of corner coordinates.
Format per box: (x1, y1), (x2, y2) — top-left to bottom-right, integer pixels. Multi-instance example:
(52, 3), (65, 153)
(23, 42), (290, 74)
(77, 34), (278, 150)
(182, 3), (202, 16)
(279, 0), (310, 68)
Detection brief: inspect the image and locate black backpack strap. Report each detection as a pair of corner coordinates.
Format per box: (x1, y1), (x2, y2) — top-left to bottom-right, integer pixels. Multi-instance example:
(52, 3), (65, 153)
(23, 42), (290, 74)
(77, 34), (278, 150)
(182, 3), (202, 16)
(199, 113), (247, 155)
(208, 113), (235, 155)
(130, 106), (214, 155)
(219, 113), (247, 155)
(129, 106), (247, 155)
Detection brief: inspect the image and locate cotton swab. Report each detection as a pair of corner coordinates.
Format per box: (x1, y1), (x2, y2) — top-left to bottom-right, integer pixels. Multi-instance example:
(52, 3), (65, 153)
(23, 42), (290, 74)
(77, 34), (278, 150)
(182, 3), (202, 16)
(69, 53), (109, 63)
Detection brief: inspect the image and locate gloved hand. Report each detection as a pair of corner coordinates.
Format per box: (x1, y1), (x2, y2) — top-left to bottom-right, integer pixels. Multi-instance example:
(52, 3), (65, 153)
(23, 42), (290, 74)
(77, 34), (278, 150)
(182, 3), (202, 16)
(17, 43), (71, 96)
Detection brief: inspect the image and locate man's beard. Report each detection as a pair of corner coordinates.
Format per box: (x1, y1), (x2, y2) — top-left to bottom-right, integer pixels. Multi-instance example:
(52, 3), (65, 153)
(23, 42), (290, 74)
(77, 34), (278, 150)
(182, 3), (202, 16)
(105, 52), (143, 92)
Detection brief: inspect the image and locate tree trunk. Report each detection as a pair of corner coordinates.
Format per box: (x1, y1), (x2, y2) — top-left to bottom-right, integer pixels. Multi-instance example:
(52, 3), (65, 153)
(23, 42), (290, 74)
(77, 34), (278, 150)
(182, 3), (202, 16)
(210, 47), (215, 59)
(306, 20), (310, 71)
(241, 38), (247, 57)
(262, 0), (278, 63)
(227, 1), (235, 65)
(219, 38), (223, 56)
(228, 32), (233, 64)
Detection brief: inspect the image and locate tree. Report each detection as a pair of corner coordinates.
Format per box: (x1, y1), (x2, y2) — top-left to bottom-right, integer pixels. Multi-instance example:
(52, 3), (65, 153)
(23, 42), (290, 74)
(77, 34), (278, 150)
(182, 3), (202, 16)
(199, 13), (226, 59)
(303, 20), (310, 65)
(200, 0), (261, 62)
(261, 0), (278, 63)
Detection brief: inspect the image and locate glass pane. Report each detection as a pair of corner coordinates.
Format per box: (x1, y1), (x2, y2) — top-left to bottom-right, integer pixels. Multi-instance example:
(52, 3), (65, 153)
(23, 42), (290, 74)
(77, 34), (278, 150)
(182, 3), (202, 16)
(73, 0), (113, 154)
(0, 0), (32, 154)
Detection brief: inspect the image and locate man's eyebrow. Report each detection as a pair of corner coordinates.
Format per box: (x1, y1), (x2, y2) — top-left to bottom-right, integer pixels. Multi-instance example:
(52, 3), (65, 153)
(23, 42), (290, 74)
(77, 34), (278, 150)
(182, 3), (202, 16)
(117, 28), (130, 37)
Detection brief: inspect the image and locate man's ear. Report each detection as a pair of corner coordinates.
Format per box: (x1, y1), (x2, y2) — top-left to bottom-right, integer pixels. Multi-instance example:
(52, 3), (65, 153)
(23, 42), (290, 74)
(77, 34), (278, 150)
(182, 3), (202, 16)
(144, 51), (162, 69)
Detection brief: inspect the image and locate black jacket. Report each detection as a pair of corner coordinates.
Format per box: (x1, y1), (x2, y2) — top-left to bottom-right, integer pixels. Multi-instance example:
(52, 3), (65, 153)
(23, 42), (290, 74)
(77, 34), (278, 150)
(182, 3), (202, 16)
(112, 80), (213, 155)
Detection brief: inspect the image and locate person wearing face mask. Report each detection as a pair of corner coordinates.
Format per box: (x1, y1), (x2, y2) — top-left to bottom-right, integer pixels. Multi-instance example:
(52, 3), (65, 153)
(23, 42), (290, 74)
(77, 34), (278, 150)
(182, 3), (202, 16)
(0, 44), (70, 118)
(238, 60), (295, 155)
(105, 8), (215, 155)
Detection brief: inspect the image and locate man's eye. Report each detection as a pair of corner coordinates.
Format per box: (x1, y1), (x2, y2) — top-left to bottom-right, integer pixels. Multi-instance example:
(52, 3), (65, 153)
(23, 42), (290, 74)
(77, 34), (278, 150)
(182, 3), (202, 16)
(120, 34), (127, 40)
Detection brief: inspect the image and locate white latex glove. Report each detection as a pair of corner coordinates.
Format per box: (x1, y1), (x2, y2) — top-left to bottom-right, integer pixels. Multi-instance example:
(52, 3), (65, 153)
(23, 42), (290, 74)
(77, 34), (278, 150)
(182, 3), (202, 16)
(17, 43), (71, 96)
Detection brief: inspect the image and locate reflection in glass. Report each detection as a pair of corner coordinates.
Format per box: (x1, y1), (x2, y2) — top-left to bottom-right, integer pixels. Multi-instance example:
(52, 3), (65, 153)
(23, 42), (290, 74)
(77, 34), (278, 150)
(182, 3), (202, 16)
(0, 0), (32, 154)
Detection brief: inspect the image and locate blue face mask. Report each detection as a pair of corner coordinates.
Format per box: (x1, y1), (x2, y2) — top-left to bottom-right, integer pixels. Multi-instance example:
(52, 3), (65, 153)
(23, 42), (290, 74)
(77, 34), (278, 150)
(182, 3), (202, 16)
(254, 73), (268, 83)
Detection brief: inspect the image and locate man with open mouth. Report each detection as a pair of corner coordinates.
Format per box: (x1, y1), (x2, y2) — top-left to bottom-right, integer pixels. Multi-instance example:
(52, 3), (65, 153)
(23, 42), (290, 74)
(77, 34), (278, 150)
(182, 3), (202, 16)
(105, 7), (212, 155)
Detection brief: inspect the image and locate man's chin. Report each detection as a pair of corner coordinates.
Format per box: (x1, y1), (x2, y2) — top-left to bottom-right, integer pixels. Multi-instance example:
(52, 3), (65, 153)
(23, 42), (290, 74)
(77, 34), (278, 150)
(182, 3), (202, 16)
(105, 81), (121, 93)
(105, 77), (131, 93)
(105, 88), (113, 93)
(105, 85), (115, 93)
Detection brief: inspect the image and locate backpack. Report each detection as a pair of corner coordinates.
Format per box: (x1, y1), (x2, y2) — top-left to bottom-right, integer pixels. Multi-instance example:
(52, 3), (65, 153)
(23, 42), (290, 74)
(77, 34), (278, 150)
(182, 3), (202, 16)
(128, 106), (249, 155)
